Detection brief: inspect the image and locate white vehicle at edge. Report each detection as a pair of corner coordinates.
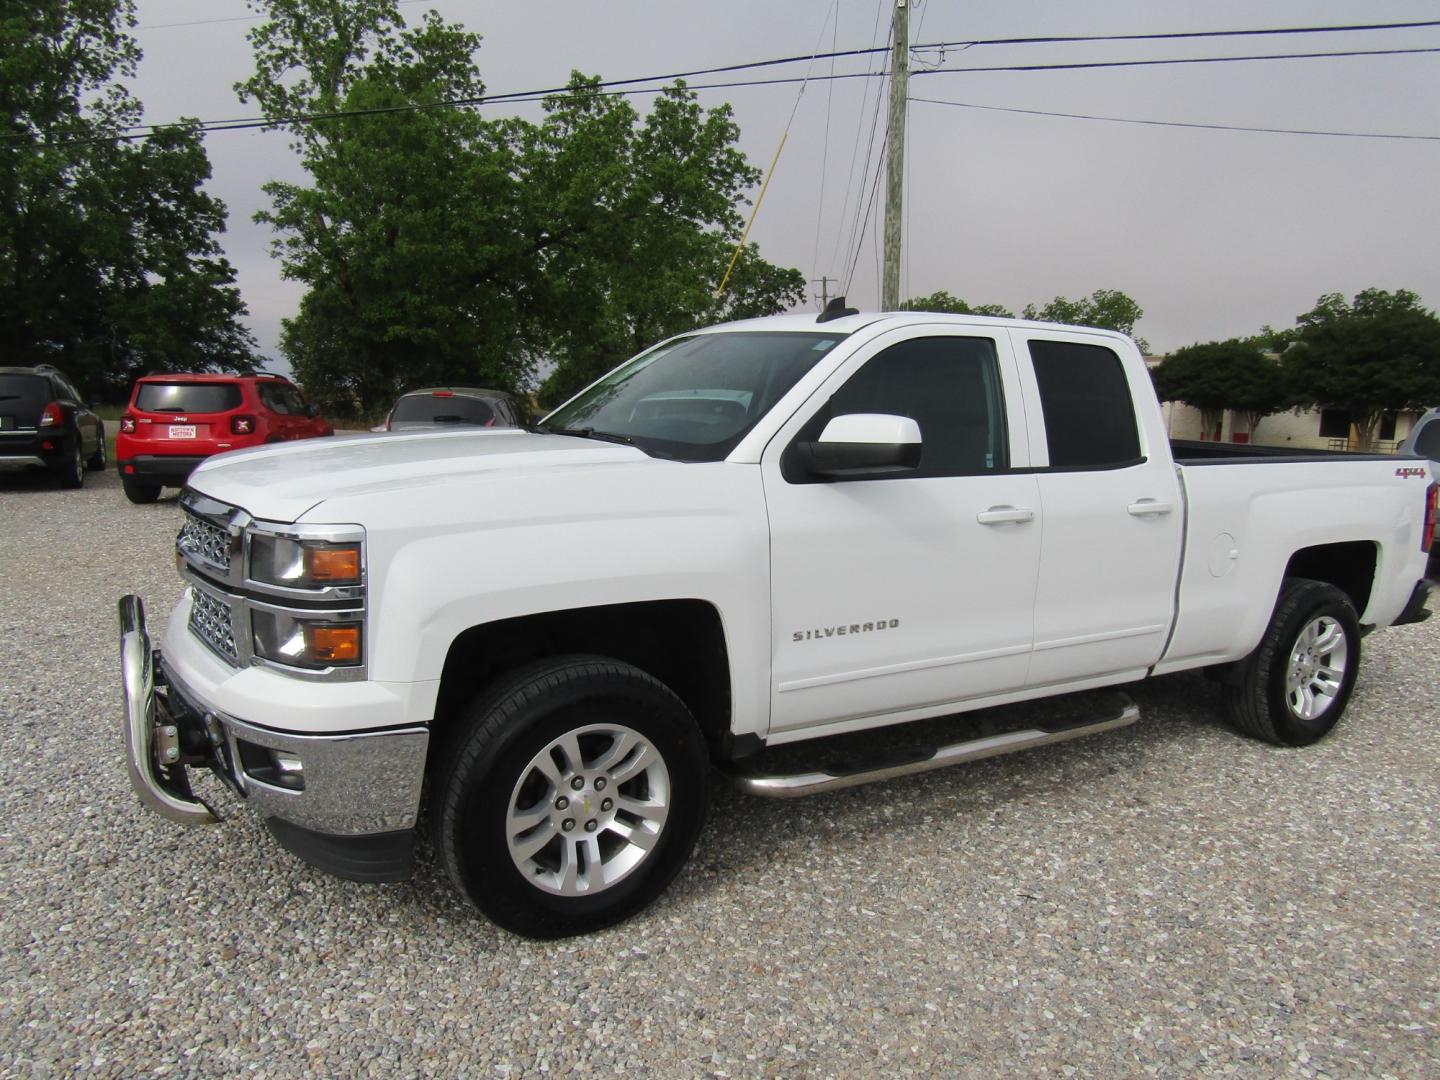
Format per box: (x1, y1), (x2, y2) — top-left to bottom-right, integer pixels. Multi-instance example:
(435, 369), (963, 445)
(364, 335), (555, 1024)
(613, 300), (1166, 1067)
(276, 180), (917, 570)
(119, 307), (1437, 938)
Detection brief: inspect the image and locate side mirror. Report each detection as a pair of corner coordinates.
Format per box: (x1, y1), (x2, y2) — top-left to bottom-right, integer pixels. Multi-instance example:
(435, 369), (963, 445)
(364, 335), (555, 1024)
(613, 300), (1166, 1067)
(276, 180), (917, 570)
(304, 403), (320, 418)
(793, 413), (922, 479)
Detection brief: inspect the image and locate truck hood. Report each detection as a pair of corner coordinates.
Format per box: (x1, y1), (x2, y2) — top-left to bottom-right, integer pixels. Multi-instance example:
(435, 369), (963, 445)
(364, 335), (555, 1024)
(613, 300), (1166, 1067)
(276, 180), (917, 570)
(187, 429), (654, 522)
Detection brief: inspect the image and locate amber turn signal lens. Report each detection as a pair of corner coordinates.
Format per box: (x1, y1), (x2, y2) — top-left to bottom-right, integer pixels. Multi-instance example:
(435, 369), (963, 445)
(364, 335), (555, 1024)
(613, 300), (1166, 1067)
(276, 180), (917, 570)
(305, 624), (361, 663)
(305, 545), (361, 583)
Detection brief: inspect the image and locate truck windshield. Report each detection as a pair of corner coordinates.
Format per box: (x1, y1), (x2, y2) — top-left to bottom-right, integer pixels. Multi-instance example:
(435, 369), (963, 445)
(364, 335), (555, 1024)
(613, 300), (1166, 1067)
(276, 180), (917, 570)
(542, 331), (845, 462)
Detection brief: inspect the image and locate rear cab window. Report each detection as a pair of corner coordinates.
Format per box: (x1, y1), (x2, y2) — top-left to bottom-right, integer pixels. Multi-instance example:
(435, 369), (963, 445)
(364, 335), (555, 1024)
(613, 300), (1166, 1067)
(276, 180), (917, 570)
(135, 382), (243, 414)
(1026, 339), (1143, 469)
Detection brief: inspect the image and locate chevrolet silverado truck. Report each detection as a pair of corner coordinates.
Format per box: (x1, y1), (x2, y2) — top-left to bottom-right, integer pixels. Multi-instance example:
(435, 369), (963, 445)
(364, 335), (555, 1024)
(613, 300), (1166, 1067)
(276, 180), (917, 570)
(119, 307), (1436, 938)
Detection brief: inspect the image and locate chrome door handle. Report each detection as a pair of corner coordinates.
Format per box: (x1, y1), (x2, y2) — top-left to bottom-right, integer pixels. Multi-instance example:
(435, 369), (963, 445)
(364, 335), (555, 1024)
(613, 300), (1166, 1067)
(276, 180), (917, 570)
(1127, 499), (1174, 517)
(976, 506), (1035, 526)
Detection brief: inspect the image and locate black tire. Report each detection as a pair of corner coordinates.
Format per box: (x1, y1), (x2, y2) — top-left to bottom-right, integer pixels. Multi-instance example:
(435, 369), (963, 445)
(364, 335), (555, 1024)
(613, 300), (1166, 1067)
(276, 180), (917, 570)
(121, 476), (162, 504)
(1224, 577), (1361, 746)
(87, 423), (106, 470)
(54, 440), (84, 489)
(434, 655), (709, 939)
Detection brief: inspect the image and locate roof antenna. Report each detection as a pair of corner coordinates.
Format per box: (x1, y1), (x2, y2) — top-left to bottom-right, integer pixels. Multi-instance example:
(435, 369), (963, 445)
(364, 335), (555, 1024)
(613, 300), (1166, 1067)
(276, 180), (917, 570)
(817, 296), (859, 324)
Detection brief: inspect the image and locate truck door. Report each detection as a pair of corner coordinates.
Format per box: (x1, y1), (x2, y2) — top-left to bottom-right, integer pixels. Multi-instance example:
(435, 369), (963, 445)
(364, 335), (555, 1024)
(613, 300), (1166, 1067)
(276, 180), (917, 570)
(1012, 331), (1184, 686)
(762, 327), (1041, 736)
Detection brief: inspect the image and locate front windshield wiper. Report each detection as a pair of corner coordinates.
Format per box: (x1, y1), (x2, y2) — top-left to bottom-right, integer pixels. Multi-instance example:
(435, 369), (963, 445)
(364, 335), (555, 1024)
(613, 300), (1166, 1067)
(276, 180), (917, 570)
(532, 424), (633, 446)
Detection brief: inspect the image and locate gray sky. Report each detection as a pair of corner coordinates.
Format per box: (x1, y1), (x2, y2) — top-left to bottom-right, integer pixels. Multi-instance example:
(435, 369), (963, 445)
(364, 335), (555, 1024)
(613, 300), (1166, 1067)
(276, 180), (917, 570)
(128, 1), (1440, 362)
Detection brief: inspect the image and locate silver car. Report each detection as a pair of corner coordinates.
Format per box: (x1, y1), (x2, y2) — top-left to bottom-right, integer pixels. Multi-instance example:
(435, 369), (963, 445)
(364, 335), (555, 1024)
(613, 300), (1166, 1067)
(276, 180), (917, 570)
(378, 387), (527, 432)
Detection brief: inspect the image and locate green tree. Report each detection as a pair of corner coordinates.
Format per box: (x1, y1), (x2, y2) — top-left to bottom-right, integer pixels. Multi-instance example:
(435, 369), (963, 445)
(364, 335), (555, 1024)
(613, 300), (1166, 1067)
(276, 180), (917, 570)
(899, 290), (1014, 318)
(1150, 339), (1290, 442)
(238, 1), (520, 415)
(238, 2), (802, 416)
(1283, 289), (1440, 450)
(1023, 289), (1148, 352)
(1244, 324), (1299, 355)
(529, 78), (805, 404)
(1, 0), (256, 398)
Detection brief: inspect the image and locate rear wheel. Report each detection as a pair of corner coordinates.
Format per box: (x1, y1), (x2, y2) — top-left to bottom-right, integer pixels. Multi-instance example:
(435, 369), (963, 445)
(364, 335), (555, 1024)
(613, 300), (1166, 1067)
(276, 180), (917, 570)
(1224, 577), (1361, 746)
(435, 655), (709, 939)
(121, 476), (162, 504)
(87, 424), (106, 470)
(54, 441), (84, 489)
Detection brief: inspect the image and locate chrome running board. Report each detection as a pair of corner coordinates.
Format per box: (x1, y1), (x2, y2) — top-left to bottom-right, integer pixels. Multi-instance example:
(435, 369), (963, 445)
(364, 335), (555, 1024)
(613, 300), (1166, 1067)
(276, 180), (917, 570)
(731, 695), (1139, 799)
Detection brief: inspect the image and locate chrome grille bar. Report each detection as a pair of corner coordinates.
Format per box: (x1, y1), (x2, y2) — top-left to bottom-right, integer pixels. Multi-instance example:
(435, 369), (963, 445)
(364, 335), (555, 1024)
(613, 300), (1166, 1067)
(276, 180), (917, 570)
(188, 586), (239, 665)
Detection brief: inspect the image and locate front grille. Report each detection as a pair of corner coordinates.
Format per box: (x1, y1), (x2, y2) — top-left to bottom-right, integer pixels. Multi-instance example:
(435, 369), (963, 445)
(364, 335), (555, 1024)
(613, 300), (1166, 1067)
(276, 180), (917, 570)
(189, 588), (238, 665)
(179, 512), (231, 571)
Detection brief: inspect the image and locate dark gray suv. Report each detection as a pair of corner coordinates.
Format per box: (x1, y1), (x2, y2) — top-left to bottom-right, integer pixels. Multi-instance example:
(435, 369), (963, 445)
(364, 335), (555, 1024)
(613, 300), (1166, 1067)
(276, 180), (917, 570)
(0, 365), (106, 488)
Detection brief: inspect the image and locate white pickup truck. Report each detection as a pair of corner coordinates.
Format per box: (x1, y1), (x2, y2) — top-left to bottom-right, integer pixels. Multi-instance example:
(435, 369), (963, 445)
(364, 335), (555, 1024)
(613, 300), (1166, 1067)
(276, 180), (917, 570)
(119, 308), (1436, 938)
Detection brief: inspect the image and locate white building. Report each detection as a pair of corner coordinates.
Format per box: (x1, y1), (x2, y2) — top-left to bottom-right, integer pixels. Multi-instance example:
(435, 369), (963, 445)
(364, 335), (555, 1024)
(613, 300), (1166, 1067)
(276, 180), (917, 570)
(1144, 356), (1423, 452)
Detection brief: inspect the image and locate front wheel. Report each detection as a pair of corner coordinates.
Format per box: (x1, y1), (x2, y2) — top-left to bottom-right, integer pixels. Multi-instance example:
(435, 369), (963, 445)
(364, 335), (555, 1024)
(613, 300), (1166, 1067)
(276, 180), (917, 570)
(1224, 577), (1361, 746)
(434, 656), (709, 939)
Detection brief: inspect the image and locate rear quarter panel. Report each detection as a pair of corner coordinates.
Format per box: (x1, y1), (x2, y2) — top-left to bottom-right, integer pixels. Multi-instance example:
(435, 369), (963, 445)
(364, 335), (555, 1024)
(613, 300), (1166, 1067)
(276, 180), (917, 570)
(1156, 459), (1431, 673)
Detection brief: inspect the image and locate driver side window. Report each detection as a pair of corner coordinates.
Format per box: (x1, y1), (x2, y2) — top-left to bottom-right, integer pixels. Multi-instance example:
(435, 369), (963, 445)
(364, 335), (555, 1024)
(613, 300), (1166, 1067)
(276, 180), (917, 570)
(787, 335), (1008, 482)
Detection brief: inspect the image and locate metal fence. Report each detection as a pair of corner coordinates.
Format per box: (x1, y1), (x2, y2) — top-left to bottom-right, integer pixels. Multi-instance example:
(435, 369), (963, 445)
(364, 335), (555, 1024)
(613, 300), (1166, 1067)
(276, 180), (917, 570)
(1327, 438), (1402, 453)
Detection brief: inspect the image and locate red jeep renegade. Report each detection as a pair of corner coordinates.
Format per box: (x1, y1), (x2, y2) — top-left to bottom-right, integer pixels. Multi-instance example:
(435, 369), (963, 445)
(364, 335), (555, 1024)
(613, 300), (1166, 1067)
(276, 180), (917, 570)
(116, 373), (333, 503)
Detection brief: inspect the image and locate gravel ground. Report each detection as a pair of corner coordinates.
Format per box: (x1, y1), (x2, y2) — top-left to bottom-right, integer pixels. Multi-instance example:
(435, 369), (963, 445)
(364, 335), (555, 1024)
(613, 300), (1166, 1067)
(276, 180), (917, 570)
(2, 465), (1437, 1078)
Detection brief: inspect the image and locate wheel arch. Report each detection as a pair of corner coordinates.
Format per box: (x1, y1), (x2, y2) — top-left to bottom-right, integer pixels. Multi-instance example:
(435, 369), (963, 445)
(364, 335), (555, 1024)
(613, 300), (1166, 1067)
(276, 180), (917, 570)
(1282, 541), (1378, 620)
(430, 599), (733, 765)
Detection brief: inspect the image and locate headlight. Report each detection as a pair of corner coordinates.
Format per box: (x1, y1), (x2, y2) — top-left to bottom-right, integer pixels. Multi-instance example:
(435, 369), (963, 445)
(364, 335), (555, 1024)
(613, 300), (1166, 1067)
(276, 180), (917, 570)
(252, 609), (362, 669)
(249, 533), (362, 588)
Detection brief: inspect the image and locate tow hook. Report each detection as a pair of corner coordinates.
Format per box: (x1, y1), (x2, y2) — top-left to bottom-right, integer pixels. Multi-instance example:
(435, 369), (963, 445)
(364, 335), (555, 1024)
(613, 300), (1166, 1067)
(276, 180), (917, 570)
(154, 720), (181, 766)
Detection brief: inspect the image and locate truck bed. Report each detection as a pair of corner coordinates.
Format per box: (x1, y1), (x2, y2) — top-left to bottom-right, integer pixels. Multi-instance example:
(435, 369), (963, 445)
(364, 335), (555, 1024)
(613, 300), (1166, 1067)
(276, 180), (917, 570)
(1170, 439), (1411, 465)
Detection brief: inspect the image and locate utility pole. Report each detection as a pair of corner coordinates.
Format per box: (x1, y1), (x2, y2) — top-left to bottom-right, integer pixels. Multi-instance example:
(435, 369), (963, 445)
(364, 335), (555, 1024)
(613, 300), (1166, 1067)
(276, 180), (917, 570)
(810, 276), (837, 309)
(881, 0), (909, 311)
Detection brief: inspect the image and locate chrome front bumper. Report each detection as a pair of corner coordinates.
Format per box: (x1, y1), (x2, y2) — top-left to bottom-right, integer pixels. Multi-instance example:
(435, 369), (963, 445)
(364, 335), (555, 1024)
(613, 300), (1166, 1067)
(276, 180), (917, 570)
(120, 595), (217, 824)
(119, 595), (429, 837)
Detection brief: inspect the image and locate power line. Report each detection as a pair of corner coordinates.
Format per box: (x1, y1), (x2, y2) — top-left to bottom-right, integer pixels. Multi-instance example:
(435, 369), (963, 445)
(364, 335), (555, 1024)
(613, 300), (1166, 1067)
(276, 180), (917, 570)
(915, 18), (1440, 48)
(809, 0), (841, 283)
(135, 0), (433, 32)
(844, 119), (889, 296)
(912, 97), (1440, 141)
(838, 30), (891, 292)
(51, 17), (1440, 129)
(126, 14), (1440, 45)
(912, 44), (1440, 78)
(180, 45), (1440, 127)
(826, 0), (890, 280)
(716, 0), (838, 295)
(7, 43), (1440, 151)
